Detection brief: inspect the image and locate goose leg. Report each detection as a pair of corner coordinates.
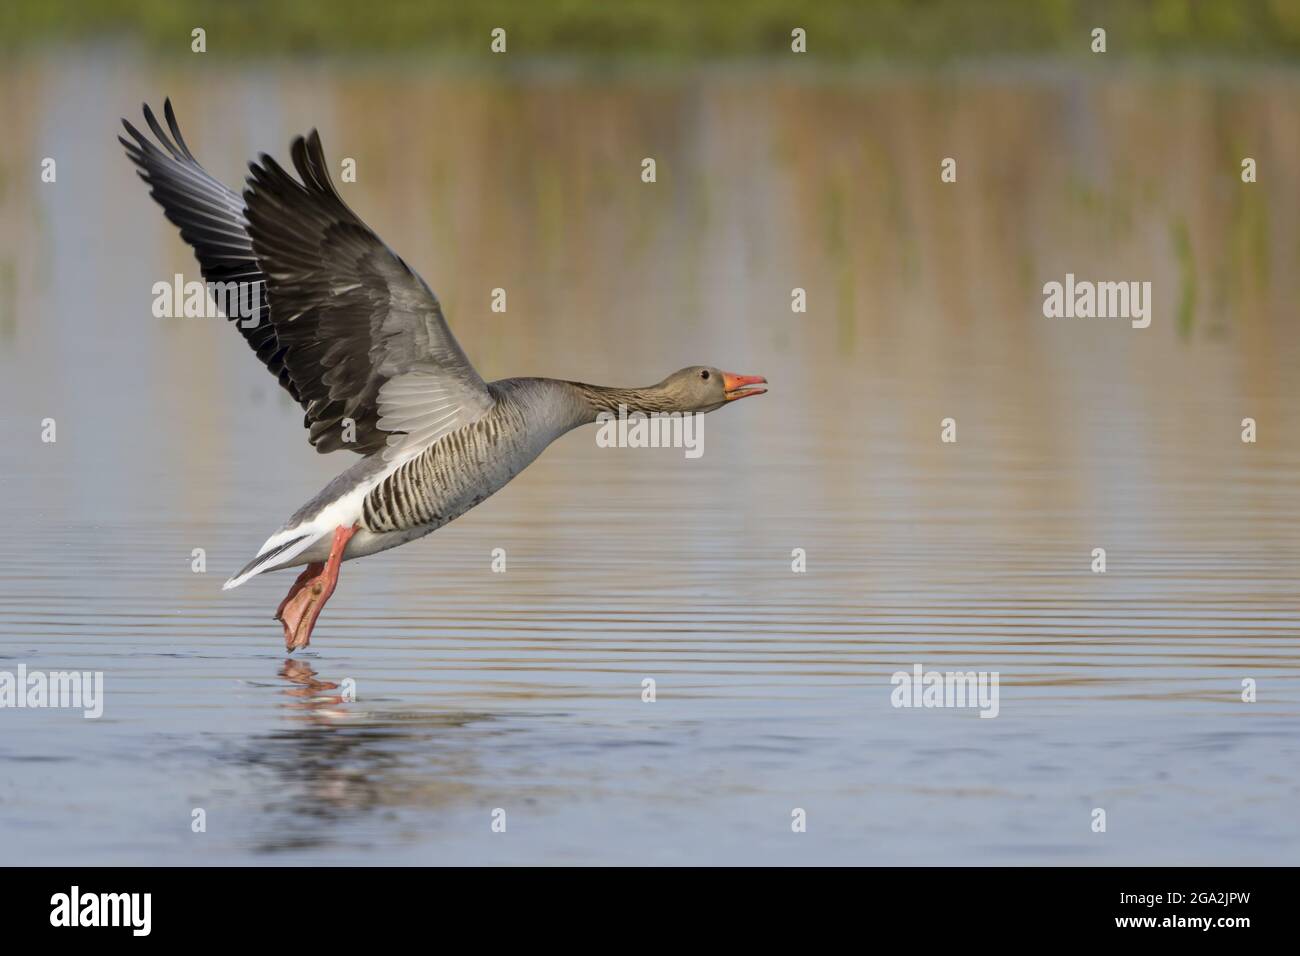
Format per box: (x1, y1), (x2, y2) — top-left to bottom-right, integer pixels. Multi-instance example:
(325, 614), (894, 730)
(275, 524), (357, 652)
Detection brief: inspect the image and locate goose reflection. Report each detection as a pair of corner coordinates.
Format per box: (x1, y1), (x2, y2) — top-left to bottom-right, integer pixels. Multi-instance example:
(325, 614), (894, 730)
(226, 660), (503, 854)
(278, 657), (349, 714)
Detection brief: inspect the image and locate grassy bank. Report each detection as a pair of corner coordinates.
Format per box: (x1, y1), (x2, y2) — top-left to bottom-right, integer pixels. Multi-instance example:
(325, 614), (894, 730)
(3, 0), (1300, 62)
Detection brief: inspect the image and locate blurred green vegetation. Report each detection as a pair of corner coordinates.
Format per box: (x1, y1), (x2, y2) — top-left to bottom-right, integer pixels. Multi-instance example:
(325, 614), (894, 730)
(3, 0), (1300, 61)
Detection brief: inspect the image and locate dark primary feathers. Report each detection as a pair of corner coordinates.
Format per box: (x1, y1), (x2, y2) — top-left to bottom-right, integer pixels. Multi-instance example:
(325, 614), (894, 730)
(119, 100), (294, 403)
(120, 99), (494, 457)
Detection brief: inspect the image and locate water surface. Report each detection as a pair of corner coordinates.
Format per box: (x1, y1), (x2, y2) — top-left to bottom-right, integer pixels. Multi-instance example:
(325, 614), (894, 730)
(1, 56), (1298, 864)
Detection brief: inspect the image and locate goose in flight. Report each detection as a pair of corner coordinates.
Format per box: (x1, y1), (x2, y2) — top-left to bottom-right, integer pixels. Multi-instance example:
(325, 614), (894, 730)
(120, 100), (766, 651)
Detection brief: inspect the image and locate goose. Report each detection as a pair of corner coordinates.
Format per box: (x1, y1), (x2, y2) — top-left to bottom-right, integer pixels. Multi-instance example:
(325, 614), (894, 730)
(120, 100), (766, 651)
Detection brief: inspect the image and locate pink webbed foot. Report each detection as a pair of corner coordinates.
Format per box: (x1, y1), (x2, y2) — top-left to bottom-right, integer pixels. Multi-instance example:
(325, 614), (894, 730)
(273, 524), (357, 651)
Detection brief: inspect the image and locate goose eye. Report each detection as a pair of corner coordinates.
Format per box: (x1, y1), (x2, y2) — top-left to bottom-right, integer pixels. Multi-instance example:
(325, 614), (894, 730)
(700, 370), (710, 381)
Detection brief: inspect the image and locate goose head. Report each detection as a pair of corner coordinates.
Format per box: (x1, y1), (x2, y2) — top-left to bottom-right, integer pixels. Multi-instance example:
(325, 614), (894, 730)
(660, 366), (767, 413)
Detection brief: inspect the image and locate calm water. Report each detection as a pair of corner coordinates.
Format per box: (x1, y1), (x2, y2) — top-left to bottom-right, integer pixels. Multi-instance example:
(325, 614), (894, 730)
(1, 54), (1299, 864)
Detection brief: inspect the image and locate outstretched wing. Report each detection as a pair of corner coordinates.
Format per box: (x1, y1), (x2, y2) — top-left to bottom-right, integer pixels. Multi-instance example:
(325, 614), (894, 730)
(121, 99), (494, 457)
(242, 129), (494, 457)
(119, 100), (297, 403)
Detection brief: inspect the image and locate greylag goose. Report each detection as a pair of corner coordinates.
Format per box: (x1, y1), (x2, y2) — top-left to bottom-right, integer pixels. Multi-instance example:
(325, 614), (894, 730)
(120, 100), (766, 651)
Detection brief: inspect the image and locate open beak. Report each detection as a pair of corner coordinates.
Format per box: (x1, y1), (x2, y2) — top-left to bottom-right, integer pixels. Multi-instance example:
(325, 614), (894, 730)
(722, 372), (767, 402)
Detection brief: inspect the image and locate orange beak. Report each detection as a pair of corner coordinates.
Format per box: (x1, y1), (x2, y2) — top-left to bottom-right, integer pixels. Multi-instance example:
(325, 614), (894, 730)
(722, 372), (767, 402)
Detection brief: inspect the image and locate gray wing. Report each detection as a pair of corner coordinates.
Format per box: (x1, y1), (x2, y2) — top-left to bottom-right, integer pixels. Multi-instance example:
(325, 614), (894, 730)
(119, 100), (296, 403)
(242, 127), (493, 456)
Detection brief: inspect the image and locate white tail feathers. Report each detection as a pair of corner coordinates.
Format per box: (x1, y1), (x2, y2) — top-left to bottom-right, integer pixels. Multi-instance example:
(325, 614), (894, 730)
(222, 532), (322, 590)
